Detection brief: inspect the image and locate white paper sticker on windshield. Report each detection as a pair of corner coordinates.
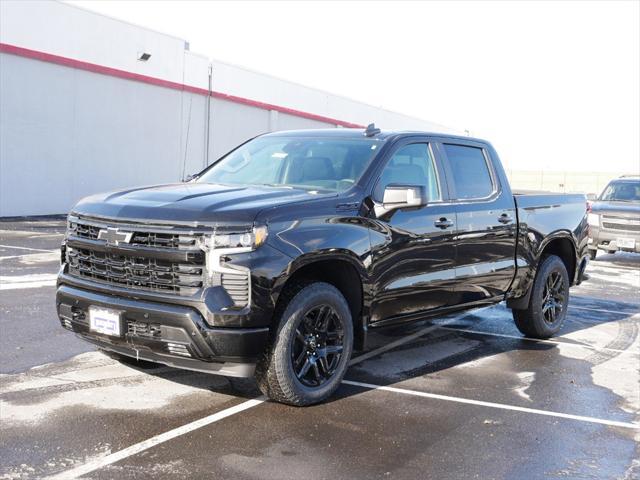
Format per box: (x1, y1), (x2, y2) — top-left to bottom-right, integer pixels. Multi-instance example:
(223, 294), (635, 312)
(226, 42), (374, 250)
(272, 152), (288, 158)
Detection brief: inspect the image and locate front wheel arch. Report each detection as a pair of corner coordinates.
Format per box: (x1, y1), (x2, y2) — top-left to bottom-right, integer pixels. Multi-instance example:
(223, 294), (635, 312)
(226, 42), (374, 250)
(272, 253), (369, 350)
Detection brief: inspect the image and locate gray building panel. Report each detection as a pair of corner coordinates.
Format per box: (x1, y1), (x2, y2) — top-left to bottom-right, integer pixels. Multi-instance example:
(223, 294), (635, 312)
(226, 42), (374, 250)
(208, 99), (272, 163)
(1, 53), (274, 216)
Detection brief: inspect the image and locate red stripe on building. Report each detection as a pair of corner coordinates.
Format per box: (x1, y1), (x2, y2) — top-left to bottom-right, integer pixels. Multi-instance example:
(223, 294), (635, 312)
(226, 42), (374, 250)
(0, 42), (363, 128)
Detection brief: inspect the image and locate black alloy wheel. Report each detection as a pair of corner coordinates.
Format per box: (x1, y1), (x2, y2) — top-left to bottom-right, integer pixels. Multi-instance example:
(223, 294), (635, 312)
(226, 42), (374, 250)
(255, 282), (354, 406)
(291, 305), (345, 387)
(541, 271), (566, 325)
(512, 254), (570, 339)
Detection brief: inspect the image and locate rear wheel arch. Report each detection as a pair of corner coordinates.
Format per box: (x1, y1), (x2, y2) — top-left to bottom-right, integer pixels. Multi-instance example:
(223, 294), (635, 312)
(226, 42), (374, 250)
(508, 234), (577, 310)
(539, 235), (577, 282)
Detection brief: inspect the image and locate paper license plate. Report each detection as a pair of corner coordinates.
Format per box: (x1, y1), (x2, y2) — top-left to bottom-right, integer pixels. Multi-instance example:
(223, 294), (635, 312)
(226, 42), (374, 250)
(89, 306), (122, 336)
(616, 238), (635, 249)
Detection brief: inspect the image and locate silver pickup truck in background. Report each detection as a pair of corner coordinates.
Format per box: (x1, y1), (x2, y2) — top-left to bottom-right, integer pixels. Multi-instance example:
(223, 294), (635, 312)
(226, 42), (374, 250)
(588, 175), (640, 259)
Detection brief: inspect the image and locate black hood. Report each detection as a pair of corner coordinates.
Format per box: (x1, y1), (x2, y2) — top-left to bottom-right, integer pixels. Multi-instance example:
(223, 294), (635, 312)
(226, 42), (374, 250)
(72, 182), (333, 227)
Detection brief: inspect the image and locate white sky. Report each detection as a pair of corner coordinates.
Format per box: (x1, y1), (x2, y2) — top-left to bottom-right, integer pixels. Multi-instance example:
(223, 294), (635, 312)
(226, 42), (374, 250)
(69, 0), (639, 173)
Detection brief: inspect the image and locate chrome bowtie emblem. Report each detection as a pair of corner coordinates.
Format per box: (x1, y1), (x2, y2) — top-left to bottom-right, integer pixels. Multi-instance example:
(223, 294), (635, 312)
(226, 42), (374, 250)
(98, 227), (133, 246)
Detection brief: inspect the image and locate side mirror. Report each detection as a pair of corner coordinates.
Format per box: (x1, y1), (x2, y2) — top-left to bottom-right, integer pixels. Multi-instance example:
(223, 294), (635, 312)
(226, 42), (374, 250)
(375, 184), (426, 217)
(183, 173), (198, 183)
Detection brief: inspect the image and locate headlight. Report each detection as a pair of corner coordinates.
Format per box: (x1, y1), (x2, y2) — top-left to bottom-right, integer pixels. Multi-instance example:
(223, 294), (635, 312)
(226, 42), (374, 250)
(197, 225), (268, 251)
(67, 215), (78, 236)
(587, 213), (599, 227)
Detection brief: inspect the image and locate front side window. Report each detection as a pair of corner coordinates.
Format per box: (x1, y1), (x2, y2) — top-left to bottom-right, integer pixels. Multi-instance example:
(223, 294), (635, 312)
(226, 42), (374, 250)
(599, 181), (640, 202)
(197, 136), (382, 193)
(374, 143), (440, 201)
(444, 144), (494, 200)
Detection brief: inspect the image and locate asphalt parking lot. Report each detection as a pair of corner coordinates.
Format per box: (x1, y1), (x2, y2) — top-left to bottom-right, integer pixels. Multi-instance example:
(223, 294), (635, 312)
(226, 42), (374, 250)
(1, 219), (638, 480)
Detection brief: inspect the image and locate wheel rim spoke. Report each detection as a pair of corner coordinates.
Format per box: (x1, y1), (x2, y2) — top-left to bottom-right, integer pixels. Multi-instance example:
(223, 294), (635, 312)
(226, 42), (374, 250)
(315, 306), (331, 332)
(294, 348), (307, 368)
(291, 303), (345, 388)
(297, 357), (313, 379)
(325, 345), (343, 355)
(318, 355), (330, 375)
(542, 270), (566, 325)
(311, 361), (322, 383)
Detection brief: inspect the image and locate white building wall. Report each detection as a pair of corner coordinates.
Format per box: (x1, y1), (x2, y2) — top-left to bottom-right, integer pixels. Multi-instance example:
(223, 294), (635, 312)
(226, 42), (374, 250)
(0, 0), (196, 87)
(0, 0), (461, 217)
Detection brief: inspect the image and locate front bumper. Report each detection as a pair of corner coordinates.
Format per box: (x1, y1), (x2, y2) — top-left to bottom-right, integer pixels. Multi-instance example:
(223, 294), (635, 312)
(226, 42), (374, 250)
(589, 227), (640, 253)
(56, 284), (269, 377)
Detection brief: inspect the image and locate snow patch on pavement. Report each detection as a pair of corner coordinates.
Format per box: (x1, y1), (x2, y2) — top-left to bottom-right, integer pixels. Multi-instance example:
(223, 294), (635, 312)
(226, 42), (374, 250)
(513, 371), (535, 402)
(0, 352), (232, 425)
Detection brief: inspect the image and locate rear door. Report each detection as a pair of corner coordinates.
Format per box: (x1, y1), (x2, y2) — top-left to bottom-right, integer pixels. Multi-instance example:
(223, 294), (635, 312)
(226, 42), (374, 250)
(439, 141), (517, 304)
(368, 138), (457, 325)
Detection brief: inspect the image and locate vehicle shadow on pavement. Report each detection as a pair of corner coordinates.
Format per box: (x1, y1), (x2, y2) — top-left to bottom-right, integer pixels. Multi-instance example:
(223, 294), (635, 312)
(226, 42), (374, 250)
(101, 350), (262, 400)
(120, 294), (639, 408)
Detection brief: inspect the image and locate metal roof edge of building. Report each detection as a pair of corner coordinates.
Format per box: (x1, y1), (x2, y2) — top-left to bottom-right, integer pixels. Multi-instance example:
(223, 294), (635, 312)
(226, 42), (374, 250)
(61, 0), (189, 45)
(0, 42), (363, 129)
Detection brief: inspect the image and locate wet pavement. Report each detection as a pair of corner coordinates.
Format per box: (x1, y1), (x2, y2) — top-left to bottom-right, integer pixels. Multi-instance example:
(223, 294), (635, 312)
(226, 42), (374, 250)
(1, 219), (638, 479)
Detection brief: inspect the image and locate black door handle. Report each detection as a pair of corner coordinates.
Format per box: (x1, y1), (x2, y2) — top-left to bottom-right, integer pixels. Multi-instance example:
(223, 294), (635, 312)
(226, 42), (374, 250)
(498, 213), (513, 224)
(434, 218), (454, 229)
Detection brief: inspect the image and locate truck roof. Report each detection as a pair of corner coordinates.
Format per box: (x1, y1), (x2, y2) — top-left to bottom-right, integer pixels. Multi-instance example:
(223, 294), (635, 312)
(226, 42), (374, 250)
(263, 128), (486, 144)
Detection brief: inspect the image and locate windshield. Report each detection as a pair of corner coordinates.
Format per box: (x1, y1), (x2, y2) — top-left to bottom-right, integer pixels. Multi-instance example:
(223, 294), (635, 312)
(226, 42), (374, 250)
(196, 136), (383, 192)
(599, 180), (640, 202)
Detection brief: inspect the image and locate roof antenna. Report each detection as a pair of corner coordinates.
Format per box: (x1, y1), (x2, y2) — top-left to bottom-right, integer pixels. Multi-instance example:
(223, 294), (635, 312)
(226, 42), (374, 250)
(364, 123), (381, 137)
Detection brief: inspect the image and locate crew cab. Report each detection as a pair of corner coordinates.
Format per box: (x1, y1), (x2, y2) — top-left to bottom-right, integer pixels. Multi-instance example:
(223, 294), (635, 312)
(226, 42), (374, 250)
(57, 126), (589, 405)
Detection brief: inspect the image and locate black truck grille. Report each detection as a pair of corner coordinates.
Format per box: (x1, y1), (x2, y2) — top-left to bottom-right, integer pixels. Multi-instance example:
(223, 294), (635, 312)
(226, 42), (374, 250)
(67, 247), (204, 296)
(71, 221), (197, 249)
(65, 217), (253, 306)
(66, 218), (206, 296)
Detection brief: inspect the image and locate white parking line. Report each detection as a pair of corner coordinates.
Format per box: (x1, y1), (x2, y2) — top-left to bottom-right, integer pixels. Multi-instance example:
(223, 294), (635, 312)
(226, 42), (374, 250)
(0, 251), (60, 261)
(348, 314), (469, 366)
(0, 274), (57, 290)
(45, 397), (265, 480)
(570, 305), (640, 316)
(342, 380), (640, 430)
(0, 244), (57, 253)
(438, 326), (635, 355)
(349, 323), (447, 366)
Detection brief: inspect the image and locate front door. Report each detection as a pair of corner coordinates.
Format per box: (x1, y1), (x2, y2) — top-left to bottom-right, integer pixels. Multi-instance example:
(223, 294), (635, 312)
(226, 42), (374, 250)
(368, 140), (457, 325)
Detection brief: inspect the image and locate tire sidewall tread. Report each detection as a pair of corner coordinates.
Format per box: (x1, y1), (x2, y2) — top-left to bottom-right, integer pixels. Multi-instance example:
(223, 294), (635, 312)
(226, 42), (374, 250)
(255, 282), (353, 406)
(513, 255), (570, 339)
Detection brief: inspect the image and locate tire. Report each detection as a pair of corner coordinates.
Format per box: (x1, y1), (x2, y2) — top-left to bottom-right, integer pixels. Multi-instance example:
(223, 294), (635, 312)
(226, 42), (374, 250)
(512, 255), (570, 339)
(255, 282), (354, 406)
(588, 249), (597, 260)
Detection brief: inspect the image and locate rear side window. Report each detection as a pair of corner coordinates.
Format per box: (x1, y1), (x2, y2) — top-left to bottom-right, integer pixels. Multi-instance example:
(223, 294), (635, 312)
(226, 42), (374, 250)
(444, 144), (494, 200)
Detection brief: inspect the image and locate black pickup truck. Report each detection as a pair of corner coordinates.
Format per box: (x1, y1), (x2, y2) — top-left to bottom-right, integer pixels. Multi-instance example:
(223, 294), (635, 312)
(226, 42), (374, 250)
(57, 126), (589, 405)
